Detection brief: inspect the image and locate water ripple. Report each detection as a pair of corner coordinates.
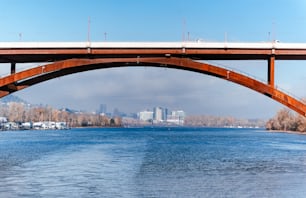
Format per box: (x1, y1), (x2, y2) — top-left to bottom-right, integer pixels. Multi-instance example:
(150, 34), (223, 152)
(0, 128), (306, 197)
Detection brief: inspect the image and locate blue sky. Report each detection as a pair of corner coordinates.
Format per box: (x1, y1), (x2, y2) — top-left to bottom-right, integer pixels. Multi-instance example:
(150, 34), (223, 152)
(0, 0), (305, 118)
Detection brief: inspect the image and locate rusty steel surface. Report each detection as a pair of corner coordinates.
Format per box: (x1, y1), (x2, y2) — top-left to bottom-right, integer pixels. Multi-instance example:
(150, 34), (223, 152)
(268, 56), (275, 87)
(0, 57), (304, 117)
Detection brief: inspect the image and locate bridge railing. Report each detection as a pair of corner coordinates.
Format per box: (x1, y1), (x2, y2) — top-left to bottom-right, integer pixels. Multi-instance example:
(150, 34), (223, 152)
(203, 60), (267, 83)
(0, 63), (52, 80)
(0, 63), (43, 77)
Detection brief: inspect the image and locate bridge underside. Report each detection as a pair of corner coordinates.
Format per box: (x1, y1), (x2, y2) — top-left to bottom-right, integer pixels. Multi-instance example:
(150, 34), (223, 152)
(0, 57), (305, 117)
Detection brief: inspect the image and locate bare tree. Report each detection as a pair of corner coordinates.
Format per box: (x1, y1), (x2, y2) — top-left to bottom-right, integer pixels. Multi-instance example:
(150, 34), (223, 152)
(266, 105), (306, 132)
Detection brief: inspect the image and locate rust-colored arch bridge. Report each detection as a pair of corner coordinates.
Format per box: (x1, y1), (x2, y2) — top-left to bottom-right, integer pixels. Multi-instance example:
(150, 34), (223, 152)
(0, 42), (305, 117)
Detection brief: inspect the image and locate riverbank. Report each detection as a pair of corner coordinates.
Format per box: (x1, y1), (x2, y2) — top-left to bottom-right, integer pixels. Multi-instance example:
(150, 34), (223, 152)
(267, 129), (306, 135)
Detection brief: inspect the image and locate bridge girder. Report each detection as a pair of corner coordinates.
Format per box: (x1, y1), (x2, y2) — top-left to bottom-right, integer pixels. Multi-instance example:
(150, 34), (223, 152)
(0, 57), (304, 117)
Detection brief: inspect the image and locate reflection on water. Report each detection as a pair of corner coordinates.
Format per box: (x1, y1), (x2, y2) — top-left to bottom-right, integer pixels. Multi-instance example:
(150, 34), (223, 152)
(0, 128), (306, 197)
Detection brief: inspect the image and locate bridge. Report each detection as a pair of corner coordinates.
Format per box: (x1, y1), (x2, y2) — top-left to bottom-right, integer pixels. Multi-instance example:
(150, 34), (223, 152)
(0, 41), (305, 117)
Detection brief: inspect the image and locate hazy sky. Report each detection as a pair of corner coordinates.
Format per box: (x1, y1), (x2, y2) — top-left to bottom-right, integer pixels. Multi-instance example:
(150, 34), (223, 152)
(0, 0), (306, 119)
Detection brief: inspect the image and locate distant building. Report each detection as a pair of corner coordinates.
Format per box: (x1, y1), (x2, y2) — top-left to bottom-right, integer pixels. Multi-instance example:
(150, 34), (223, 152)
(163, 108), (169, 121)
(113, 108), (126, 117)
(153, 107), (163, 122)
(0, 117), (7, 123)
(138, 110), (154, 122)
(126, 113), (138, 119)
(137, 108), (185, 125)
(98, 104), (107, 115)
(33, 121), (68, 130)
(174, 110), (186, 120)
(167, 110), (186, 125)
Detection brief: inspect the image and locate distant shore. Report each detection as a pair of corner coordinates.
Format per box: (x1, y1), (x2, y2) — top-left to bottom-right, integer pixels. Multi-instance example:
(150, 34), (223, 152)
(267, 130), (306, 135)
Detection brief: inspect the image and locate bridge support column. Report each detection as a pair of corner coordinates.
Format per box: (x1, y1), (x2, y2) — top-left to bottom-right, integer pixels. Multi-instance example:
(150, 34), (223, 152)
(11, 63), (16, 74)
(268, 56), (275, 87)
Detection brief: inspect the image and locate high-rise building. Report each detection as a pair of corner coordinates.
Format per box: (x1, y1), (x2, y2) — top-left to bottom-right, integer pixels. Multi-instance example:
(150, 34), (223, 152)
(162, 108), (169, 121)
(153, 107), (163, 122)
(98, 104), (107, 115)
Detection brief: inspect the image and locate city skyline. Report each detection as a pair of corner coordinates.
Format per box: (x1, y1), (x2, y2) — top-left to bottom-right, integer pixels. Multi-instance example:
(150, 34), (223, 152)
(0, 0), (305, 119)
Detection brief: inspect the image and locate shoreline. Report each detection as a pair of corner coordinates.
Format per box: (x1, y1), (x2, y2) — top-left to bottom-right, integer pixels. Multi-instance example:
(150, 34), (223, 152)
(267, 129), (306, 135)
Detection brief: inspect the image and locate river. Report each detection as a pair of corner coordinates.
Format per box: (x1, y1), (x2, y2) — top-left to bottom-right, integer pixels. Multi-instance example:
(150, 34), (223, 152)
(0, 127), (306, 197)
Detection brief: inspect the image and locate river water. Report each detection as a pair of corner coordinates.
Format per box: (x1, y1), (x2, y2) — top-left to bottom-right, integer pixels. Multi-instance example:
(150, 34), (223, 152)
(0, 127), (306, 197)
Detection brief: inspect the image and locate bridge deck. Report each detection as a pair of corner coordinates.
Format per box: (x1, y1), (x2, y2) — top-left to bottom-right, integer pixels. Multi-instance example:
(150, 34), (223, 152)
(1, 42), (306, 63)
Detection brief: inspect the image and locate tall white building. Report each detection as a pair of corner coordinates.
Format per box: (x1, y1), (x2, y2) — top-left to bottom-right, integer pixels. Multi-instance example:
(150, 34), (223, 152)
(153, 107), (163, 122)
(138, 110), (154, 122)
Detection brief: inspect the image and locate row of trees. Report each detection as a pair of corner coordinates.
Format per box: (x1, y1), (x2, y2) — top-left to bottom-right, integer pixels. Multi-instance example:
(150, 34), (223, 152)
(266, 108), (306, 132)
(0, 102), (122, 127)
(184, 115), (265, 127)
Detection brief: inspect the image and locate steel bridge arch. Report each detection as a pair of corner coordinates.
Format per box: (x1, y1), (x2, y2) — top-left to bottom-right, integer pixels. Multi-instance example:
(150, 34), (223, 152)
(0, 57), (305, 117)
